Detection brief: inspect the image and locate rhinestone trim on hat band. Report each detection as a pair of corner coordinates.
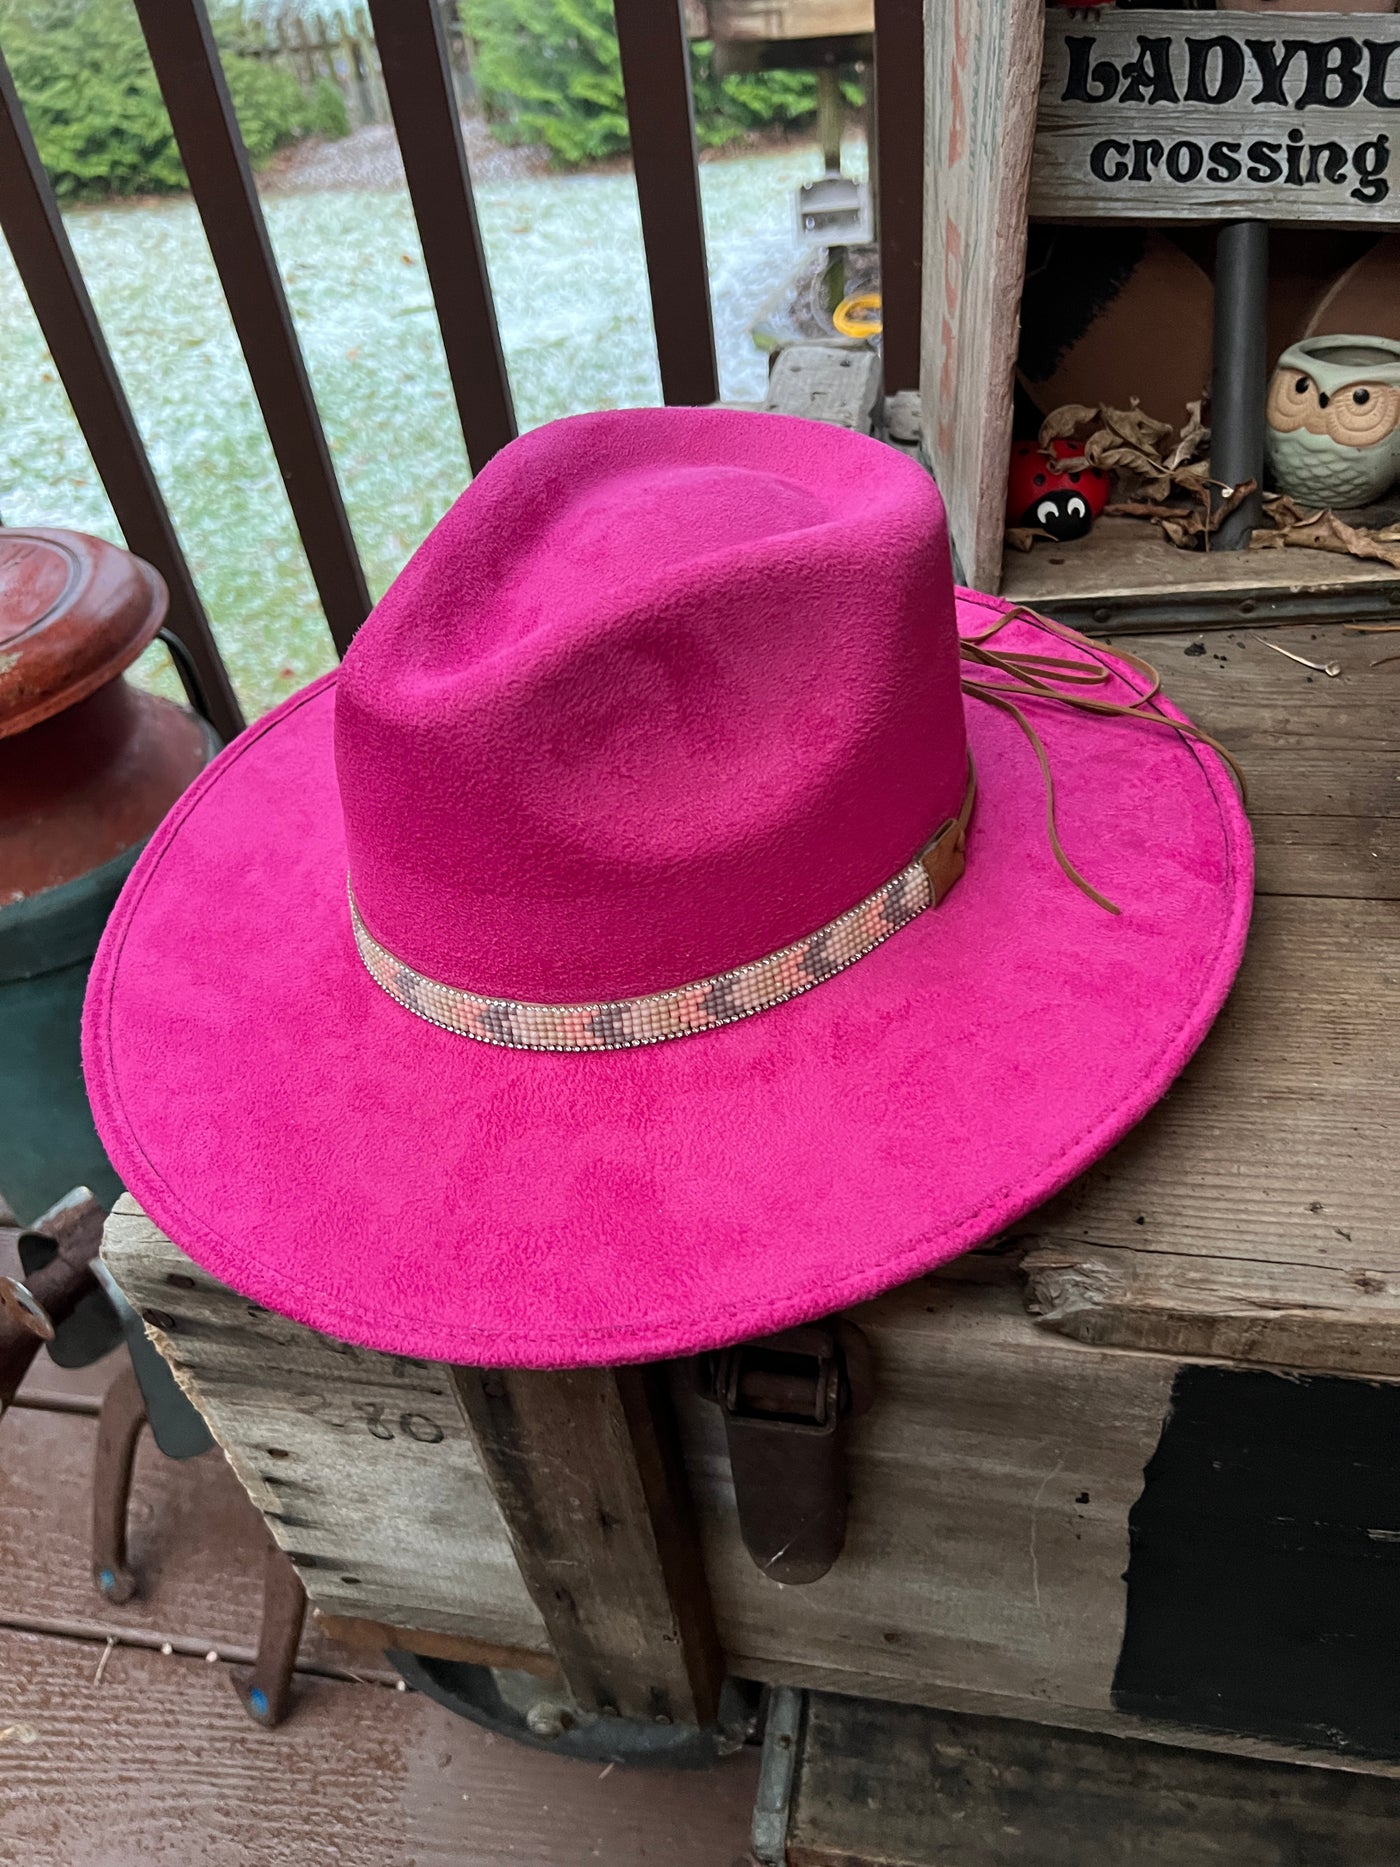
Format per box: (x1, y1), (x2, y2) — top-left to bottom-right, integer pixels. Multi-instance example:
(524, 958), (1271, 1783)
(349, 765), (976, 1053)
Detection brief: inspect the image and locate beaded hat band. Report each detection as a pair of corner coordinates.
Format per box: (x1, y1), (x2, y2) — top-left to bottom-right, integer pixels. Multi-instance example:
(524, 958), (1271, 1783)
(348, 608), (1250, 1055)
(349, 764), (976, 1053)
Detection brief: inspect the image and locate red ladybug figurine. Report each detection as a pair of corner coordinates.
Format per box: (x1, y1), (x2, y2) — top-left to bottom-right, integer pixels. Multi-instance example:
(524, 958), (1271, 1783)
(1006, 439), (1110, 542)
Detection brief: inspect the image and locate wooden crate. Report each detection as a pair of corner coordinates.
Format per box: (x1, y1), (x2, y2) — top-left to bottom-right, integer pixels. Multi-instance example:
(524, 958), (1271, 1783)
(100, 605), (1400, 1777)
(923, 3), (1400, 624)
(108, 1206), (1400, 1772)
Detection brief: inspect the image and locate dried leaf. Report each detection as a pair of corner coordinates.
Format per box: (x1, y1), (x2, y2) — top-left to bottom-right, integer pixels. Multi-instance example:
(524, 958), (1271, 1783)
(1101, 402), (1176, 456)
(1037, 404), (1103, 445)
(1251, 507), (1400, 569)
(1165, 399), (1211, 472)
(1104, 480), (1256, 552)
(1038, 399), (1217, 509)
(1258, 494), (1326, 530)
(1106, 500), (1197, 522)
(1088, 439), (1174, 501)
(1004, 525), (1052, 553)
(1173, 459), (1213, 490)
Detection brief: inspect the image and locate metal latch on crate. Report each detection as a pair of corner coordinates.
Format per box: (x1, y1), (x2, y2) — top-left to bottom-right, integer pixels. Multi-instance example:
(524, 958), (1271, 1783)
(701, 1320), (874, 1585)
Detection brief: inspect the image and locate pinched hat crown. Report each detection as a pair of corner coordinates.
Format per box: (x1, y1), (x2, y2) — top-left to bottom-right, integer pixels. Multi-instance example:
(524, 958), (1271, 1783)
(335, 407), (968, 1008)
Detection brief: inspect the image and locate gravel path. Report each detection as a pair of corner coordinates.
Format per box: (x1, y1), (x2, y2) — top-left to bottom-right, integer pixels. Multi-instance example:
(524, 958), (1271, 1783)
(260, 114), (830, 195)
(260, 115), (551, 192)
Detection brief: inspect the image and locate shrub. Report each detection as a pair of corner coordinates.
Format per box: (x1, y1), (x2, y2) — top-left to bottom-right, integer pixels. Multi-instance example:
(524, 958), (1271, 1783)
(462, 0), (858, 167)
(0, 0), (347, 200)
(222, 57), (347, 164)
(463, 0), (626, 165)
(305, 74), (350, 140)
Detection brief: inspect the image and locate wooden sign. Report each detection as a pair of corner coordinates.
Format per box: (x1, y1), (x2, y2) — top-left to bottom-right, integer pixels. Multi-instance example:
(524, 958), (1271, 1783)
(1032, 10), (1400, 225)
(921, 0), (1044, 592)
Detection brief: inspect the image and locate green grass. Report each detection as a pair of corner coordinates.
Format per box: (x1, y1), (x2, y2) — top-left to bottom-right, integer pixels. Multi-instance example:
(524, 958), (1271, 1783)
(0, 148), (828, 718)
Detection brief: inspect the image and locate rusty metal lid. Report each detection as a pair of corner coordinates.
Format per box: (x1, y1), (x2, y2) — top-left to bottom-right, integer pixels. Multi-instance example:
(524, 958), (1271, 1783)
(0, 527), (168, 740)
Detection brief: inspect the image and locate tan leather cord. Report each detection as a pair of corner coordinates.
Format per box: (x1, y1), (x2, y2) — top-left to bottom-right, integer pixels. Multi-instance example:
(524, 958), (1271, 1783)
(917, 757), (977, 904)
(958, 605), (1248, 916)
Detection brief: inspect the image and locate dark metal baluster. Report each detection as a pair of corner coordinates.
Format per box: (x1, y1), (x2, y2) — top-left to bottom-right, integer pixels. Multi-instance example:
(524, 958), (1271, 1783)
(613, 0), (719, 408)
(0, 49), (244, 741)
(367, 0), (516, 474)
(873, 0), (924, 394)
(1211, 220), (1269, 552)
(133, 0), (371, 654)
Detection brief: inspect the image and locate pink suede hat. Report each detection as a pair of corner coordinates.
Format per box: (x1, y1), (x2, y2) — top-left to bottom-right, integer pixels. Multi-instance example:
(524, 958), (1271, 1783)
(83, 408), (1252, 1369)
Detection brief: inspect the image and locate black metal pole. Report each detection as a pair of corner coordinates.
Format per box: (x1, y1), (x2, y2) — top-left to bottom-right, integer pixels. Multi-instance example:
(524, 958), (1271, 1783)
(1210, 220), (1269, 552)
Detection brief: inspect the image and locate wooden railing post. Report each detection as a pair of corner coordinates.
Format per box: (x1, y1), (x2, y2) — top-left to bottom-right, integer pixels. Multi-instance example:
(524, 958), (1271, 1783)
(873, 0), (925, 393)
(614, 0), (720, 408)
(366, 0), (517, 474)
(133, 0), (371, 657)
(0, 49), (244, 741)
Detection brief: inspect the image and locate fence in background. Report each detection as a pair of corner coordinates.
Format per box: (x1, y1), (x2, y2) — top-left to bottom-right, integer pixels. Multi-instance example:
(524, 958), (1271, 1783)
(235, 2), (474, 128)
(0, 0), (924, 744)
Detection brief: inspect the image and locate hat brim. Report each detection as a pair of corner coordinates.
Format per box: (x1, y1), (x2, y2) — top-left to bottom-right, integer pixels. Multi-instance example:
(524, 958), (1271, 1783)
(84, 595), (1251, 1368)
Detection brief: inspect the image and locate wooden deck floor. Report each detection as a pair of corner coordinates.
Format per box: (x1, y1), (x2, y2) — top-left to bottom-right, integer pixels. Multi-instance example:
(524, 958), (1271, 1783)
(0, 1236), (759, 1867)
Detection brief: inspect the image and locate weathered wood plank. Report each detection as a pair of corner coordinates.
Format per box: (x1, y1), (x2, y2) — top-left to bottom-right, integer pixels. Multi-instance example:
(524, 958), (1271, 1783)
(752, 1652), (1400, 1779)
(1003, 519), (1400, 627)
(1009, 877), (1400, 1361)
(96, 1233), (1400, 1761)
(312, 1610), (558, 1678)
(704, 0), (871, 42)
(0, 1628), (759, 1867)
(1104, 637), (1400, 756)
(681, 1283), (1400, 1769)
(102, 1199), (548, 1657)
(1002, 622), (1400, 896)
(1018, 893), (1400, 1273)
(675, 1279), (1181, 1730)
(1237, 751), (1400, 824)
(1024, 1242), (1400, 1377)
(452, 1363), (724, 1725)
(763, 342), (883, 432)
(787, 1696), (1400, 1867)
(922, 0), (1043, 589)
(1248, 814), (1400, 903)
(1033, 11), (1400, 227)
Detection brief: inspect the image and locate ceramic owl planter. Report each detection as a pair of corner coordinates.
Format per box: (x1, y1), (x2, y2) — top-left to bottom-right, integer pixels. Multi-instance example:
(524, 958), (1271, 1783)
(1265, 336), (1400, 509)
